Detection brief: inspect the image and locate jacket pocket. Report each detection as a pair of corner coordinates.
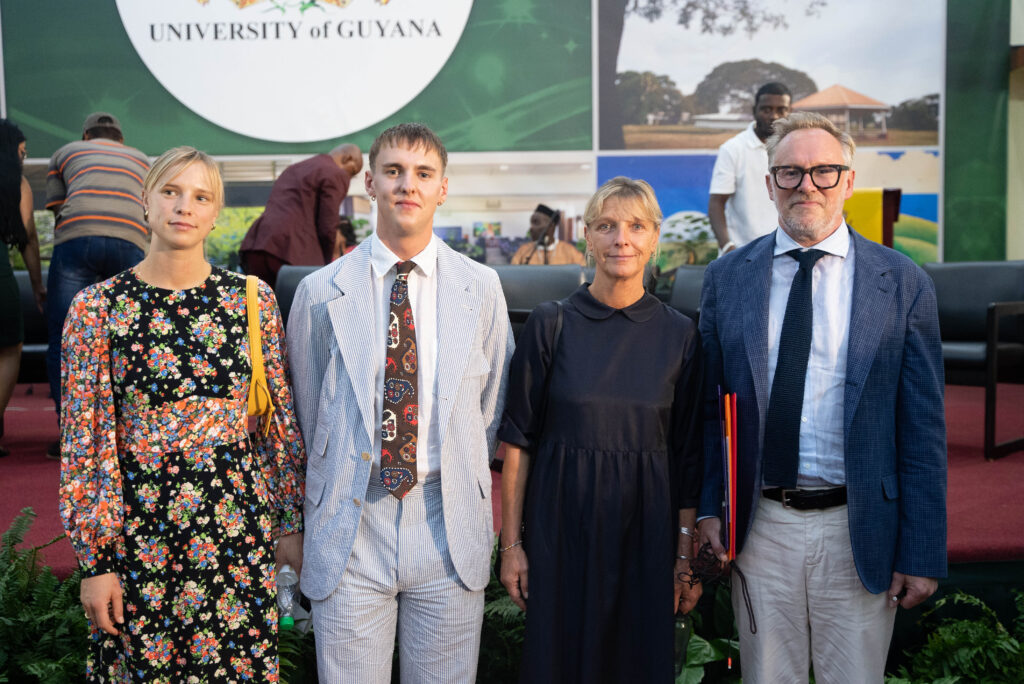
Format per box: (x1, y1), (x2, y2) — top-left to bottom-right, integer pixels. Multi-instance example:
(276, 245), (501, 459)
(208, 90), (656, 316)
(306, 466), (327, 507)
(477, 471), (490, 500)
(311, 427), (329, 459)
(881, 473), (900, 500)
(466, 351), (490, 377)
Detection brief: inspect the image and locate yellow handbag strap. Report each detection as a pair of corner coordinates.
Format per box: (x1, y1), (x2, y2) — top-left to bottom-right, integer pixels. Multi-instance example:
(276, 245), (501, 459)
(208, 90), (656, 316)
(245, 275), (274, 433)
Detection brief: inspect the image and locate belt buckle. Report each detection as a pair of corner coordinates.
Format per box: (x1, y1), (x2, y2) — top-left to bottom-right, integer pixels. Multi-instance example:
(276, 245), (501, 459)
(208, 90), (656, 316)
(780, 488), (799, 508)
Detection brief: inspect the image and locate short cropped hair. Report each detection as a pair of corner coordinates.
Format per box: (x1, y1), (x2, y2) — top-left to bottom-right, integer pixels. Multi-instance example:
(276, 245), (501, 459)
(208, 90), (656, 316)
(369, 122), (448, 173)
(766, 112), (856, 167)
(85, 125), (124, 143)
(754, 82), (792, 107)
(143, 146), (224, 209)
(583, 176), (662, 228)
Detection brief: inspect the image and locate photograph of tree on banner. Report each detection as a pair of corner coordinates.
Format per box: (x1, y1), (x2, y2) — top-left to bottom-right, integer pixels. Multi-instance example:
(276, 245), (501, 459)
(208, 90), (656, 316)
(598, 0), (941, 151)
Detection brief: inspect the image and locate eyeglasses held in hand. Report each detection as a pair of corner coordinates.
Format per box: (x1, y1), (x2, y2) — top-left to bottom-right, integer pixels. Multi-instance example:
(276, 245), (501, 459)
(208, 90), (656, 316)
(770, 164), (849, 190)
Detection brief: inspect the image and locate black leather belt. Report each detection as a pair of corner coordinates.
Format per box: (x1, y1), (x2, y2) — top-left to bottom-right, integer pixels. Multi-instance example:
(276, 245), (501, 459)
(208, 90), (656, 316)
(762, 486), (847, 510)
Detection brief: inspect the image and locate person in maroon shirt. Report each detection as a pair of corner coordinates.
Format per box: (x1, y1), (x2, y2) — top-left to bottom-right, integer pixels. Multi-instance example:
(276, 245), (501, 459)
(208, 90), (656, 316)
(240, 143), (362, 287)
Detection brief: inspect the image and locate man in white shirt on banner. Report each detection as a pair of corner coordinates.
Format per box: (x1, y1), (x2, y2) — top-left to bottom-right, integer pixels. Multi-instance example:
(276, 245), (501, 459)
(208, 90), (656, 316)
(708, 82), (792, 254)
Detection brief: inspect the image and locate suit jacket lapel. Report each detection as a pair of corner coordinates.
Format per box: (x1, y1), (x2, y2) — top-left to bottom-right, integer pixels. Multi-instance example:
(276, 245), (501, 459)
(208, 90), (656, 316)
(742, 235), (775, 419)
(844, 231), (895, 433)
(326, 243), (378, 446)
(434, 244), (481, 447)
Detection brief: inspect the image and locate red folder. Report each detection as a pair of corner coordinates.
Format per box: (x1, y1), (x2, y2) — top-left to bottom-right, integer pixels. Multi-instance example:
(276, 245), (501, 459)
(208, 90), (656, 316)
(719, 387), (738, 561)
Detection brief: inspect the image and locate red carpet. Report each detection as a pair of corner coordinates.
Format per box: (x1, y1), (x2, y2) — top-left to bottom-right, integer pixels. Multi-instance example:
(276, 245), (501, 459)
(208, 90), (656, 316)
(0, 384), (69, 572)
(944, 384), (1024, 562)
(2, 383), (1022, 578)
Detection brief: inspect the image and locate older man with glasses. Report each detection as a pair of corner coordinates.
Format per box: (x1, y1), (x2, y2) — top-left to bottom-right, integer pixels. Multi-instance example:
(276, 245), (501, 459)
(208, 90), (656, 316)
(696, 112), (947, 683)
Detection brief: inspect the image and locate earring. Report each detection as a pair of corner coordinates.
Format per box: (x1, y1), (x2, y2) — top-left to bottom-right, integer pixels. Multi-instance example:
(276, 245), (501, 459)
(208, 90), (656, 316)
(369, 195), (376, 202)
(143, 209), (149, 220)
(437, 201), (443, 207)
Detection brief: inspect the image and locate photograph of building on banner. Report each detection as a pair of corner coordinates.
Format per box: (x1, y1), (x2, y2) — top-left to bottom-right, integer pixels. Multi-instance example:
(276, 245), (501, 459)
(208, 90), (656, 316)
(597, 0), (942, 267)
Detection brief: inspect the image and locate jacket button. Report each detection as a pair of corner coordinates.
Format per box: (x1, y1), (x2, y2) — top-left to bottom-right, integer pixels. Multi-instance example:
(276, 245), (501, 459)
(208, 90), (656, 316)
(353, 498), (361, 507)
(361, 452), (371, 461)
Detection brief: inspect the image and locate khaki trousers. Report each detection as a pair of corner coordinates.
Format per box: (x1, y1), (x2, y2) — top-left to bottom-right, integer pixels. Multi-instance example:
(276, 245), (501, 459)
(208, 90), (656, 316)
(733, 497), (896, 684)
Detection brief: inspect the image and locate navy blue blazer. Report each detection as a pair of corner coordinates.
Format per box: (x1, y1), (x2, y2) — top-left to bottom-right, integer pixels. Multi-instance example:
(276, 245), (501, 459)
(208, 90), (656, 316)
(697, 227), (947, 594)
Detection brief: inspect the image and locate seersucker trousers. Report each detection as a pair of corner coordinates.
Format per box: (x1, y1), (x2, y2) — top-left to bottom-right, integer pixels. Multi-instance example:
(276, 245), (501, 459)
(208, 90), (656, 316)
(311, 476), (484, 683)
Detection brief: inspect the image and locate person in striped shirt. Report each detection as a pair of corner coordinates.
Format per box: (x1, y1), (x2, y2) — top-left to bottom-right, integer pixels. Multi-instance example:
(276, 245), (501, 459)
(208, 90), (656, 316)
(44, 112), (150, 445)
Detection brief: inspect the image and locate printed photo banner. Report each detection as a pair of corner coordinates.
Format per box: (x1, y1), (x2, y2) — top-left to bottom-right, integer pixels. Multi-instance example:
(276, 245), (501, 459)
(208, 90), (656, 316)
(1, 0), (592, 155)
(597, 0), (944, 265)
(115, 0), (472, 142)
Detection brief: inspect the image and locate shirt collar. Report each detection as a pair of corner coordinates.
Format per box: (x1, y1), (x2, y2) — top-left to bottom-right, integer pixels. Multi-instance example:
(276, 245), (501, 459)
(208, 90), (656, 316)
(744, 122), (767, 149)
(569, 283), (661, 322)
(370, 231), (439, 279)
(773, 222), (850, 259)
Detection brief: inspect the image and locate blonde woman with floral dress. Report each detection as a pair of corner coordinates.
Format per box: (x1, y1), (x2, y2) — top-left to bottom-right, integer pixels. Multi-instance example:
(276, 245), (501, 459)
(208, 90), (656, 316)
(59, 146), (305, 683)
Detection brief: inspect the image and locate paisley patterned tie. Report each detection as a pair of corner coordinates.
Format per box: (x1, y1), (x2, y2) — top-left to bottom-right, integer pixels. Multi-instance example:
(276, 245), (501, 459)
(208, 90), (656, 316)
(380, 261), (418, 498)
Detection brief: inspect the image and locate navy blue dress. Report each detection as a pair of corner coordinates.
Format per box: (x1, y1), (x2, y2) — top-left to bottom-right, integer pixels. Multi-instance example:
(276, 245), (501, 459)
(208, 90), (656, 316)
(498, 284), (702, 683)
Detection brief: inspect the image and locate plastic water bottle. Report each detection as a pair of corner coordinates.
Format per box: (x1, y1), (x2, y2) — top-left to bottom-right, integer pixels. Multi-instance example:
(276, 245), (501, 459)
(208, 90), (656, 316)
(277, 563), (299, 630)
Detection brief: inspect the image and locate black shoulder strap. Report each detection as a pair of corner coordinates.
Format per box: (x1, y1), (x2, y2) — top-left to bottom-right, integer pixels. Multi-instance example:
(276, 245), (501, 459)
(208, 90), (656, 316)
(537, 300), (564, 439)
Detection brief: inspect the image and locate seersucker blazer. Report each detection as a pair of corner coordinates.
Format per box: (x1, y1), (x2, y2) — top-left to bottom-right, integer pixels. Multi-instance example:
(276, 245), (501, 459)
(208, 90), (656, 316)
(287, 238), (514, 599)
(697, 227), (948, 594)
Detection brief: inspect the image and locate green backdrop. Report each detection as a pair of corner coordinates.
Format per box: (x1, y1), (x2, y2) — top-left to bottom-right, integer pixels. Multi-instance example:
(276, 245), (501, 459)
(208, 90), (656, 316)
(943, 0), (1009, 261)
(1, 0), (592, 156)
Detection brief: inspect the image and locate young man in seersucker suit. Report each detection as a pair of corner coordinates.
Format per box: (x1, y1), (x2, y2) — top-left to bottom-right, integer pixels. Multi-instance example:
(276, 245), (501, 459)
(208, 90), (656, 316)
(287, 123), (513, 683)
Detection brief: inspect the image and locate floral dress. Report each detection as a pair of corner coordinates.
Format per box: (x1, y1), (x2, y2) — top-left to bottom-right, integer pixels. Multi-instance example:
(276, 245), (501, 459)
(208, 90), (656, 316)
(59, 267), (305, 683)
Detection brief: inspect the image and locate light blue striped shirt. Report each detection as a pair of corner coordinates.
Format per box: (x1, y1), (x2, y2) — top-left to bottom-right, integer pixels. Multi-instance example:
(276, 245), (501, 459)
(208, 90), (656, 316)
(768, 223), (855, 487)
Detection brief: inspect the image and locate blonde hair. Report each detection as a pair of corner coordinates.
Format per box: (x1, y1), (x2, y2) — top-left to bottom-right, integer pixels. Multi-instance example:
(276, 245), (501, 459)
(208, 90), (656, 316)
(583, 176), (662, 228)
(766, 112), (856, 167)
(143, 146), (224, 209)
(369, 122), (447, 173)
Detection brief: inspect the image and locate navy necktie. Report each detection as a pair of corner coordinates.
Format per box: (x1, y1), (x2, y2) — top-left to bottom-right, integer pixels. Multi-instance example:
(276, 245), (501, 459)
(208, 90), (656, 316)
(762, 248), (827, 488)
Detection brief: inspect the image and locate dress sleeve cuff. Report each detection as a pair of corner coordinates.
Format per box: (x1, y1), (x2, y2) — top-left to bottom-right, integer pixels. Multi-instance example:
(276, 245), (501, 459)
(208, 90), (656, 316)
(80, 545), (121, 577)
(496, 417), (531, 451)
(677, 496), (700, 510)
(277, 510), (303, 536)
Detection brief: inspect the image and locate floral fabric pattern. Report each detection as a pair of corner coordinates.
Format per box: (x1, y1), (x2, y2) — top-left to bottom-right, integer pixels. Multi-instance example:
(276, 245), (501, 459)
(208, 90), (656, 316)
(59, 267), (305, 683)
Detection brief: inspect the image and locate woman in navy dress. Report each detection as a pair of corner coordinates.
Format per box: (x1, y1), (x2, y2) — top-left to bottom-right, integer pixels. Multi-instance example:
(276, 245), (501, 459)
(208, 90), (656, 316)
(498, 177), (703, 683)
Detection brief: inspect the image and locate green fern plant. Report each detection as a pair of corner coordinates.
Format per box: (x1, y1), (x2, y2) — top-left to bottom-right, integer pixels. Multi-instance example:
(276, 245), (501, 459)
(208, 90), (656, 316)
(0, 508), (89, 683)
(887, 591), (1024, 683)
(278, 622), (318, 684)
(476, 542), (526, 683)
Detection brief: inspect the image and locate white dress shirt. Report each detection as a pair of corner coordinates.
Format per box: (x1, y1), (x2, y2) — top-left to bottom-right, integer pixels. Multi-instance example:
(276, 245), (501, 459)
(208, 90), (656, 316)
(767, 224), (855, 487)
(709, 123), (780, 247)
(369, 232), (441, 480)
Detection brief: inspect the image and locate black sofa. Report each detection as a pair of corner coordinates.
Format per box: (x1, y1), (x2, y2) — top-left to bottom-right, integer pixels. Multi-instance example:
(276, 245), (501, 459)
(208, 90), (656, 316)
(922, 260), (1024, 460)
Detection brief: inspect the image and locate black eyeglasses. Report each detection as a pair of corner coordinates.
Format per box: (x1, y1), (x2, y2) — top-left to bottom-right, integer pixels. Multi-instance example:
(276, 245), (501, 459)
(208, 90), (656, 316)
(770, 164), (849, 190)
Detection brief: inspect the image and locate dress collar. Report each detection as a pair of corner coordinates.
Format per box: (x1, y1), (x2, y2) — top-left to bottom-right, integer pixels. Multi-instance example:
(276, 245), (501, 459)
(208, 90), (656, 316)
(569, 284), (661, 322)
